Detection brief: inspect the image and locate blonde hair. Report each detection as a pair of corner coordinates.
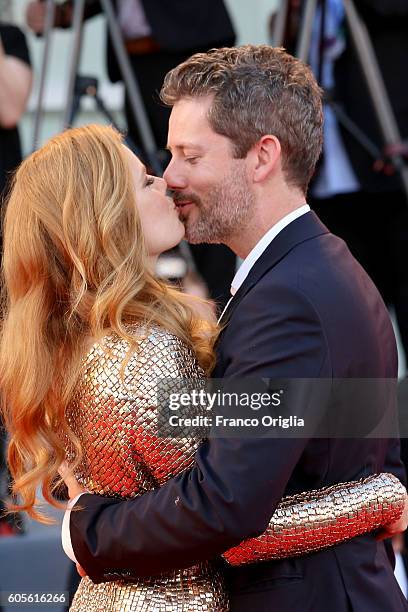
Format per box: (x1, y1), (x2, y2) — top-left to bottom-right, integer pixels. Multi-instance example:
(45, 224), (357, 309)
(0, 124), (217, 522)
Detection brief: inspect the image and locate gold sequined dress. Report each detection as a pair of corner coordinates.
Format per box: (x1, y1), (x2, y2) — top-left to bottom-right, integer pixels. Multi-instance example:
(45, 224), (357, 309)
(66, 324), (229, 612)
(65, 324), (406, 611)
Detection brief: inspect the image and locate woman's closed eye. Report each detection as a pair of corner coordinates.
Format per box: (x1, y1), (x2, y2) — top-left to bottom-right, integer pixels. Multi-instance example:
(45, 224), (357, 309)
(145, 176), (155, 187)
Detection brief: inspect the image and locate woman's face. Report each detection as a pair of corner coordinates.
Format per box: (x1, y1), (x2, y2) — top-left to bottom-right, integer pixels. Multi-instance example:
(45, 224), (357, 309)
(123, 146), (185, 257)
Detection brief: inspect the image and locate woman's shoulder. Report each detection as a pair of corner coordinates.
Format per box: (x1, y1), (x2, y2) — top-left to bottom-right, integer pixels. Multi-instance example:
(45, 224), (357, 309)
(83, 322), (202, 380)
(102, 322), (192, 355)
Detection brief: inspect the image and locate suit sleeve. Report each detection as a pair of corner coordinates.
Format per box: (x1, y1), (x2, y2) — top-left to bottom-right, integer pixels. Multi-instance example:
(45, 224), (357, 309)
(70, 282), (331, 582)
(384, 438), (407, 486)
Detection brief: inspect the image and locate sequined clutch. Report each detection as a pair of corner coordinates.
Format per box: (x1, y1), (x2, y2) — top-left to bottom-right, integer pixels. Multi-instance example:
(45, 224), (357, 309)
(223, 472), (406, 565)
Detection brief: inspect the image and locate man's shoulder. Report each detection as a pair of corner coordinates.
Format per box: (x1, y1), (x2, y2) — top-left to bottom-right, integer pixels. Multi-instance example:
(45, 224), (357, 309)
(259, 228), (366, 293)
(228, 228), (381, 330)
(243, 230), (349, 296)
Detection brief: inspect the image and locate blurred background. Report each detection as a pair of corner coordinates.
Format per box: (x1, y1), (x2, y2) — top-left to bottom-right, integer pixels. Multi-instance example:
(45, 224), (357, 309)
(8, 0), (277, 151)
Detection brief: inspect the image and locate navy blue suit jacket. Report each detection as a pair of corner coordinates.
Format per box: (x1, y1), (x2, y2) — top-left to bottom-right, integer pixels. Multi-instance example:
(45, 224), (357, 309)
(70, 212), (407, 611)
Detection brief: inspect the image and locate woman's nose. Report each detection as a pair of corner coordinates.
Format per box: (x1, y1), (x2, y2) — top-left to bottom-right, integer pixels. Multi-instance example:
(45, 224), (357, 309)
(155, 176), (167, 193)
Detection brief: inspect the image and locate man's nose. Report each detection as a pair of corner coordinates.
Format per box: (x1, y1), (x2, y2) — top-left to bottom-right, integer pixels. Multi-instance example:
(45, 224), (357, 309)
(163, 160), (187, 191)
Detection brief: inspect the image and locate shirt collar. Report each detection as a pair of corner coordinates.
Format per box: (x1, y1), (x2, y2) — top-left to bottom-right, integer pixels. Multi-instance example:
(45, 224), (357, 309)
(231, 204), (310, 296)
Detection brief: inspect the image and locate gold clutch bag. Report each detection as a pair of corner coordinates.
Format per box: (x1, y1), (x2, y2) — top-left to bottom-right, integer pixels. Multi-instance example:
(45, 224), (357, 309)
(223, 473), (406, 565)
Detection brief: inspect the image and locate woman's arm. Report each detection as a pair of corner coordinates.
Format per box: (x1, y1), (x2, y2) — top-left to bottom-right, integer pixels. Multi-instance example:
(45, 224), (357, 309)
(0, 33), (32, 129)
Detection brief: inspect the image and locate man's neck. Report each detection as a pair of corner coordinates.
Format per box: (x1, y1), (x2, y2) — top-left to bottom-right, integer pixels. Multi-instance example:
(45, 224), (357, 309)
(227, 192), (306, 259)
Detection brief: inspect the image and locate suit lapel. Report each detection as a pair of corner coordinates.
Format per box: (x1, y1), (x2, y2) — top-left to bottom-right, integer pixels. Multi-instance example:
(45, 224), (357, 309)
(219, 211), (329, 328)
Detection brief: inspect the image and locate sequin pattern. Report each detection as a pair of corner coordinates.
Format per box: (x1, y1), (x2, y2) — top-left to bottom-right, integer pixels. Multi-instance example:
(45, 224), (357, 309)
(66, 324), (229, 612)
(223, 472), (405, 565)
(66, 324), (406, 609)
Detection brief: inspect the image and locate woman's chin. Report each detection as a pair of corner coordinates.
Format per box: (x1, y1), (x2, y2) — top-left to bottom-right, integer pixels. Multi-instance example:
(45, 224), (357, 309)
(165, 225), (186, 252)
(176, 222), (186, 243)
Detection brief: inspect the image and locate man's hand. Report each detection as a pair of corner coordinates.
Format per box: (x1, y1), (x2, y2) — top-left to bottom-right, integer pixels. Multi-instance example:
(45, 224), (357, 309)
(26, 1), (72, 33)
(26, 1), (48, 34)
(376, 490), (408, 541)
(58, 461), (86, 500)
(59, 462), (88, 578)
(76, 563), (87, 578)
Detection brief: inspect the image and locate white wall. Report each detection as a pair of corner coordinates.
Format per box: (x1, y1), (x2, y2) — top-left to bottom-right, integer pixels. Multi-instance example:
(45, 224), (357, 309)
(225, 0), (279, 45)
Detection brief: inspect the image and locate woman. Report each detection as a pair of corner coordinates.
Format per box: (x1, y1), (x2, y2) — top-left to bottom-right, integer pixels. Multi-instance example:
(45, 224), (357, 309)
(0, 125), (404, 611)
(0, 124), (230, 610)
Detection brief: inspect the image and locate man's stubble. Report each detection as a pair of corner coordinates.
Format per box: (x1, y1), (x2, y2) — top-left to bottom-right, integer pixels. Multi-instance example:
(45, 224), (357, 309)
(183, 164), (254, 245)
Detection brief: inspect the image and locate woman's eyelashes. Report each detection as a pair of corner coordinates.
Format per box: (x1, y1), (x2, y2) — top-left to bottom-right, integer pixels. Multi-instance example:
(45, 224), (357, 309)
(145, 176), (155, 187)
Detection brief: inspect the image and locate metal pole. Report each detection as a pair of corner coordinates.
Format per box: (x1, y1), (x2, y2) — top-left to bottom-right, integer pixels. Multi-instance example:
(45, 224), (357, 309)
(62, 0), (85, 129)
(296, 0), (318, 63)
(99, 0), (162, 175)
(32, 0), (56, 150)
(344, 0), (408, 199)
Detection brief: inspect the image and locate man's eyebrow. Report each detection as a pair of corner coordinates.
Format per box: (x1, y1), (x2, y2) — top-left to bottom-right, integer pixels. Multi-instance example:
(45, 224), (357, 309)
(166, 143), (204, 152)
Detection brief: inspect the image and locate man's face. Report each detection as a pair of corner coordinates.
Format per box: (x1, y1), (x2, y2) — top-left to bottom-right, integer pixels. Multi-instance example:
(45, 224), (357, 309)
(163, 96), (254, 244)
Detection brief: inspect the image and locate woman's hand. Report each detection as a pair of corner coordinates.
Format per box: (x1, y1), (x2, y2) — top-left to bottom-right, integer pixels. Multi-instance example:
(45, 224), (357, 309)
(58, 461), (86, 500)
(376, 490), (408, 541)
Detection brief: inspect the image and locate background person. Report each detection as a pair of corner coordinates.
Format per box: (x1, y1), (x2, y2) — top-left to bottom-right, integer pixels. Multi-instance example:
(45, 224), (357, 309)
(0, 21), (32, 205)
(272, 0), (408, 367)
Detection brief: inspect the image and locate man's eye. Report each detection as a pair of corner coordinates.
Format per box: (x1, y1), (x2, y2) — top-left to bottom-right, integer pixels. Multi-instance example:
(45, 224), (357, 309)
(145, 176), (155, 187)
(186, 157), (198, 165)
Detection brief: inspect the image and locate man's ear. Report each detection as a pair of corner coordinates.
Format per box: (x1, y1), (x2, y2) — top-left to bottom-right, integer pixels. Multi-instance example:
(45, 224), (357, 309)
(252, 135), (281, 183)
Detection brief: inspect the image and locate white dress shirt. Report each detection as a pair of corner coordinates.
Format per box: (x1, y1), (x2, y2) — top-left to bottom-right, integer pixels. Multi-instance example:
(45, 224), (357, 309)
(62, 204), (311, 564)
(62, 493), (85, 563)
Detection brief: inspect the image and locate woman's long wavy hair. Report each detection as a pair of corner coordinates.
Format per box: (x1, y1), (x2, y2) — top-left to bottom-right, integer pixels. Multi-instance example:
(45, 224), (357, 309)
(0, 124), (217, 522)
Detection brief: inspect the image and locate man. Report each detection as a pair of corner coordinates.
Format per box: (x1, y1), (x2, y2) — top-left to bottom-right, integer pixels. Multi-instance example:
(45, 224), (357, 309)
(26, 0), (237, 309)
(62, 46), (408, 610)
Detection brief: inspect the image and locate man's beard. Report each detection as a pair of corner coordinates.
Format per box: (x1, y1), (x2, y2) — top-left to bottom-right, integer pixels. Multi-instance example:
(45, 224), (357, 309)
(178, 166), (254, 244)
